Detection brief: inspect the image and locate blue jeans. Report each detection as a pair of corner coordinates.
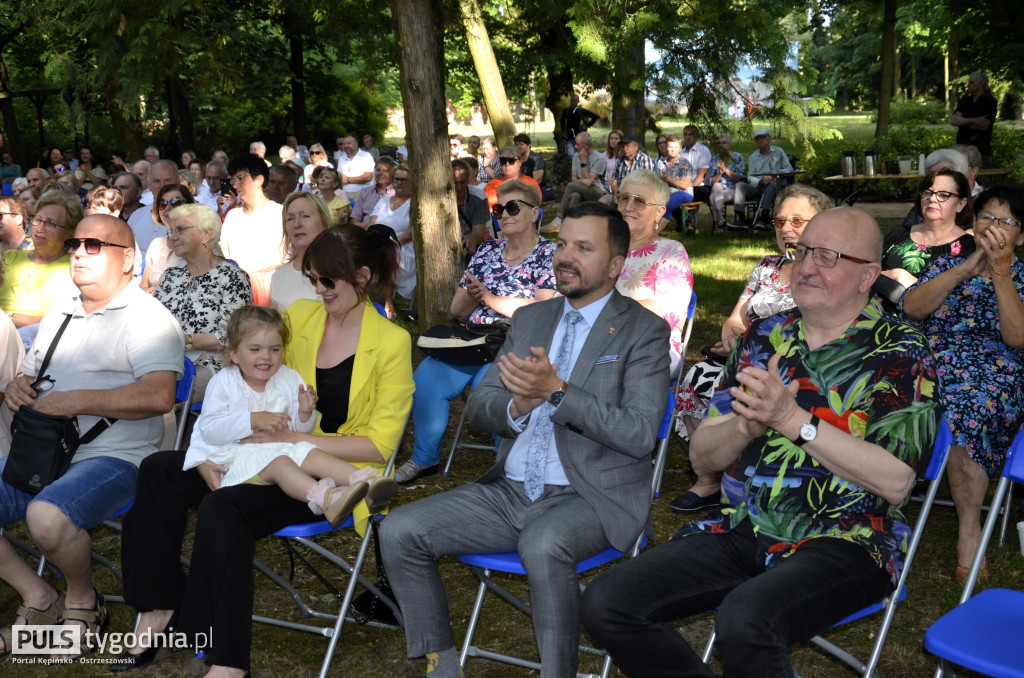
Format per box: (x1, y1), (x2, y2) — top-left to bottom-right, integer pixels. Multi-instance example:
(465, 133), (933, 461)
(411, 359), (490, 467)
(0, 454), (139, 530)
(666, 189), (694, 214)
(581, 520), (893, 678)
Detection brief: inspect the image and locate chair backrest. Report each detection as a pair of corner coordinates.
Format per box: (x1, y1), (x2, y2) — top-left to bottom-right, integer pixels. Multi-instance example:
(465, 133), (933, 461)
(1003, 429), (1024, 485)
(173, 357), (197, 450)
(922, 417), (954, 481)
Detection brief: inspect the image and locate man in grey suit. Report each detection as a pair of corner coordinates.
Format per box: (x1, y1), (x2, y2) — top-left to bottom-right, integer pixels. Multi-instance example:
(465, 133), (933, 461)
(380, 201), (670, 678)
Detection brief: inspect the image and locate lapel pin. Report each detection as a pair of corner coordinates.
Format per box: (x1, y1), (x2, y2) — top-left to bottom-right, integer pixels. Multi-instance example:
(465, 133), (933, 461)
(608, 328), (615, 334)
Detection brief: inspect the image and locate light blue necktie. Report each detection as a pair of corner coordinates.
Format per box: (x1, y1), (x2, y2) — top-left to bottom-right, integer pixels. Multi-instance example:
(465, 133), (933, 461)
(524, 309), (583, 501)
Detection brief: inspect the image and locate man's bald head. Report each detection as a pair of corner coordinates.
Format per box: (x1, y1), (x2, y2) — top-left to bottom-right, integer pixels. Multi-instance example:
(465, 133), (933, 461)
(26, 168), (49, 188)
(809, 207), (882, 262)
(81, 213), (135, 249)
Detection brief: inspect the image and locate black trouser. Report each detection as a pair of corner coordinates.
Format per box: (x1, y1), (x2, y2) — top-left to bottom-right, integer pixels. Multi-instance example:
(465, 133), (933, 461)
(121, 450), (311, 671)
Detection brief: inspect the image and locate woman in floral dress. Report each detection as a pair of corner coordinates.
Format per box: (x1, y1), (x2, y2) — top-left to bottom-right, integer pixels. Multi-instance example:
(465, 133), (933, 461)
(671, 184), (831, 513)
(614, 170), (693, 375)
(395, 180), (557, 484)
(881, 169), (976, 297)
(901, 184), (1024, 583)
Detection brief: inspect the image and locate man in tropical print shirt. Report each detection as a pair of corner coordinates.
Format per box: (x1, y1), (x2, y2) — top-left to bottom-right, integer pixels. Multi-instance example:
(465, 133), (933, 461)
(581, 207), (942, 678)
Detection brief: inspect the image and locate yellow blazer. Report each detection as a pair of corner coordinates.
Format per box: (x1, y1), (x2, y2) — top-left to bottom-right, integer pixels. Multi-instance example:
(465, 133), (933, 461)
(285, 299), (414, 534)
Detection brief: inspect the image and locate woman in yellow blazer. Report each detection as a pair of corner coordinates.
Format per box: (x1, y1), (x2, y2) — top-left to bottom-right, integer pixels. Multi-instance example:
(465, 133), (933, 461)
(118, 224), (412, 675)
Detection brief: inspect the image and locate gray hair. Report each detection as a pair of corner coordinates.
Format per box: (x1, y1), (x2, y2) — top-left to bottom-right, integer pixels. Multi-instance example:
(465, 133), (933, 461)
(718, 133), (733, 143)
(970, 71), (991, 94)
(951, 144), (981, 170)
(620, 168), (670, 206)
(169, 203), (222, 245)
(205, 159), (227, 174)
(250, 141), (266, 155)
(575, 131), (593, 148)
(925, 148), (969, 175)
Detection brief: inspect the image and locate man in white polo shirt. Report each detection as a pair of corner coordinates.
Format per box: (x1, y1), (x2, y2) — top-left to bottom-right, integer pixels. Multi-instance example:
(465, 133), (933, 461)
(336, 135), (376, 202)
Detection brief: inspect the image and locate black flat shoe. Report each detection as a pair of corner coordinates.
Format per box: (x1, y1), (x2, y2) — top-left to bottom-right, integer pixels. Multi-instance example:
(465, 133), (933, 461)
(670, 490), (722, 513)
(108, 610), (179, 673)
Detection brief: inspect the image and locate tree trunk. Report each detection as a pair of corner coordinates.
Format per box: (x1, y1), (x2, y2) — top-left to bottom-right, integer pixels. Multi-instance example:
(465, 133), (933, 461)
(610, 41), (645, 140)
(948, 36), (959, 111)
(105, 83), (145, 160)
(874, 0), (896, 137)
(392, 0), (463, 329)
(943, 51), (949, 109)
(544, 61), (573, 184)
(893, 45), (902, 103)
(0, 52), (24, 168)
(289, 32), (307, 143)
(459, 0), (516, 148)
(167, 77), (195, 154)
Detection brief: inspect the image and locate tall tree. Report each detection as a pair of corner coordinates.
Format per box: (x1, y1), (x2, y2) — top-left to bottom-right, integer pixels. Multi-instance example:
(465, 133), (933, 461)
(459, 0), (516, 147)
(875, 0), (897, 136)
(393, 0), (462, 328)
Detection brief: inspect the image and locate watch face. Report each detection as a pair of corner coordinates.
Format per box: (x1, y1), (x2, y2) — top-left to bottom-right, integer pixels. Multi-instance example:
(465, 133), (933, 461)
(550, 390), (565, 407)
(800, 422), (817, 441)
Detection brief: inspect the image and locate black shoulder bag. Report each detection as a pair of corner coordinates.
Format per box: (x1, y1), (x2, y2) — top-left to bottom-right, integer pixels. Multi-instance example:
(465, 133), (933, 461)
(3, 314), (117, 494)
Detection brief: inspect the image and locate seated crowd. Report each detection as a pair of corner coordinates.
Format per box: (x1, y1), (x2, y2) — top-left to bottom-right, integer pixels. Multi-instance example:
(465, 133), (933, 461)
(0, 128), (1019, 678)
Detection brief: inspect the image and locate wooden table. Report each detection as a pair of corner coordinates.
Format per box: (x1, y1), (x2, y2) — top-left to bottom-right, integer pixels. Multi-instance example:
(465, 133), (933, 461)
(825, 169), (1011, 206)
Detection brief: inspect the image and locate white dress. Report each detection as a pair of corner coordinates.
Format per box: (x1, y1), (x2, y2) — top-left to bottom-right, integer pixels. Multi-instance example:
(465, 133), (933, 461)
(182, 365), (319, 487)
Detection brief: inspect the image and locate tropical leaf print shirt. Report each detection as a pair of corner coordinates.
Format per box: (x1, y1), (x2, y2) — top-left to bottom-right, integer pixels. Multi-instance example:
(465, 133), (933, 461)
(676, 300), (942, 586)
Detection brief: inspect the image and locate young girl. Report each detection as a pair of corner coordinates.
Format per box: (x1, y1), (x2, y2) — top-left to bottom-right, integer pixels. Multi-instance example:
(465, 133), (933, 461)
(183, 305), (397, 526)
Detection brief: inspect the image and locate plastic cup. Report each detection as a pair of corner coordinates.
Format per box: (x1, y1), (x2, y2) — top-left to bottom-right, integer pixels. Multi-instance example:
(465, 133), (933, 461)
(898, 156), (913, 175)
(1017, 520), (1024, 556)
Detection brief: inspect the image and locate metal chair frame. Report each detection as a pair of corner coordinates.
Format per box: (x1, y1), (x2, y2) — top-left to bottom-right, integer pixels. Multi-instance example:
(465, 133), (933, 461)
(700, 418), (953, 678)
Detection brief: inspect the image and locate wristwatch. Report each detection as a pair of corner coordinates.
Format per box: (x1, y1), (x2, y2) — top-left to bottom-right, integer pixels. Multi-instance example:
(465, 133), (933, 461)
(185, 333), (193, 349)
(549, 381), (569, 407)
(794, 415), (820, 447)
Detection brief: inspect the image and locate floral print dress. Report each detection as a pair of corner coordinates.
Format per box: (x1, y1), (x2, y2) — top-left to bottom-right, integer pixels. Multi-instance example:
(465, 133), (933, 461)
(677, 301), (942, 587)
(676, 254), (796, 433)
(458, 238), (556, 325)
(902, 255), (1024, 476)
(882, 226), (975, 277)
(616, 237), (693, 362)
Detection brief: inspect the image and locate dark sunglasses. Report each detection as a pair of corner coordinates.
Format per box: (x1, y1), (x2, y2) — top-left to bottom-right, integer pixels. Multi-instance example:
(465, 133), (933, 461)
(304, 272), (336, 289)
(498, 157), (518, 166)
(64, 238), (130, 255)
(491, 199), (535, 218)
(158, 196), (187, 209)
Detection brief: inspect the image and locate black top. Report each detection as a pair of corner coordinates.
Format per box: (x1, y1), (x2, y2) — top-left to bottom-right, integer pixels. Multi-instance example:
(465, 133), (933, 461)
(315, 355), (355, 433)
(560, 105), (601, 140)
(953, 92), (998, 156)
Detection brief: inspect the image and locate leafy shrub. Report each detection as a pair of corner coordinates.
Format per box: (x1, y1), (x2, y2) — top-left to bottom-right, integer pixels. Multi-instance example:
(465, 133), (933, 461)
(884, 100), (949, 125)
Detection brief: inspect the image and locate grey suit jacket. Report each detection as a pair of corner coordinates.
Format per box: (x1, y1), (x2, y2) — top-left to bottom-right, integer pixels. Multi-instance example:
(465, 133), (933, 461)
(467, 289), (670, 551)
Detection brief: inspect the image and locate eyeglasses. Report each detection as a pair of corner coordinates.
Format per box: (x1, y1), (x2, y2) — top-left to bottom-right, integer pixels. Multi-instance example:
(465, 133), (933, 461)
(158, 197), (187, 209)
(392, 177), (409, 185)
(310, 150), (325, 156)
(228, 175), (249, 187)
(977, 212), (1023, 231)
(30, 215), (62, 230)
(773, 215), (809, 230)
(491, 199), (535, 218)
(921, 189), (960, 203)
(498, 157), (519, 166)
(616, 193), (663, 210)
(0, 212), (20, 219)
(786, 243), (874, 268)
(450, 143), (460, 148)
(304, 272), (336, 289)
(167, 226), (194, 238)
(64, 238), (131, 255)
(30, 375), (55, 393)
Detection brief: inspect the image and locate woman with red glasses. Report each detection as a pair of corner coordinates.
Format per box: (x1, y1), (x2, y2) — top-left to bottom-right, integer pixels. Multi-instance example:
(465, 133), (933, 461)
(395, 179), (557, 484)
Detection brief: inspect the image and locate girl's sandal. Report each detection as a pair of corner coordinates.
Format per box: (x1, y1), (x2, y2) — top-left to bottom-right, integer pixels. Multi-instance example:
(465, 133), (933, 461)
(59, 589), (108, 657)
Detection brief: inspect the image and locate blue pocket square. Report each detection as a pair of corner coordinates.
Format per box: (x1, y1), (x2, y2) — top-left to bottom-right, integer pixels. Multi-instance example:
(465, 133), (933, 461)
(595, 355), (619, 365)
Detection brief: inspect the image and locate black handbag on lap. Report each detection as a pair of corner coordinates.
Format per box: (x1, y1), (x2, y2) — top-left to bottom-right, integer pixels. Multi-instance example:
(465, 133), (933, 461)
(3, 315), (115, 495)
(416, 320), (509, 366)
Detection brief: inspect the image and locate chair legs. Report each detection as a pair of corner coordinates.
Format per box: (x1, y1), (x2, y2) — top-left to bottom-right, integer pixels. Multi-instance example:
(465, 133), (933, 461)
(442, 393), (494, 476)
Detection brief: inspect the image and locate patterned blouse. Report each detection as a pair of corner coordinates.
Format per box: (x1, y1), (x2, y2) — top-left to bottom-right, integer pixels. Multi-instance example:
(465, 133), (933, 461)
(706, 151), (746, 190)
(654, 156), (695, 192)
(616, 238), (694, 358)
(154, 260), (253, 370)
(459, 238), (557, 325)
(677, 301), (942, 587)
(882, 226), (976, 277)
(741, 254), (797, 322)
(612, 151), (655, 184)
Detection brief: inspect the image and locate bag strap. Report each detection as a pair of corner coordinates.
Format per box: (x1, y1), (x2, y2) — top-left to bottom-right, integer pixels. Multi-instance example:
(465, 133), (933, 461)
(35, 313), (73, 378)
(34, 312), (118, 443)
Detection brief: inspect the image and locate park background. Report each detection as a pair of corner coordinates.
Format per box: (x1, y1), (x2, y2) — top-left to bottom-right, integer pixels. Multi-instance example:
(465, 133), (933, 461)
(2, 0), (1024, 675)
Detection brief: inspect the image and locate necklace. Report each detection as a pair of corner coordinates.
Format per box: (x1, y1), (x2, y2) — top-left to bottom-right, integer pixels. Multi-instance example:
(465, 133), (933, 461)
(503, 237), (537, 265)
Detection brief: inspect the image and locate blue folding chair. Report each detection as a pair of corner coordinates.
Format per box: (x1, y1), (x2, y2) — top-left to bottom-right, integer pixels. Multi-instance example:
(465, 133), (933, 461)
(701, 418), (953, 677)
(925, 426), (1024, 678)
(442, 363), (495, 476)
(652, 291), (697, 497)
(454, 395), (672, 678)
(249, 412), (409, 678)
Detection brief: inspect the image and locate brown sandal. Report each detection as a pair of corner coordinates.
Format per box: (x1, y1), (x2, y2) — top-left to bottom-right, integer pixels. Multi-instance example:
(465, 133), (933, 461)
(955, 564), (990, 586)
(58, 589), (108, 656)
(17, 589), (66, 626)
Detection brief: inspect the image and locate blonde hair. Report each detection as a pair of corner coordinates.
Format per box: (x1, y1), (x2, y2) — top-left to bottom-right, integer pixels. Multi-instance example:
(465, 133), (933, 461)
(226, 305), (289, 353)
